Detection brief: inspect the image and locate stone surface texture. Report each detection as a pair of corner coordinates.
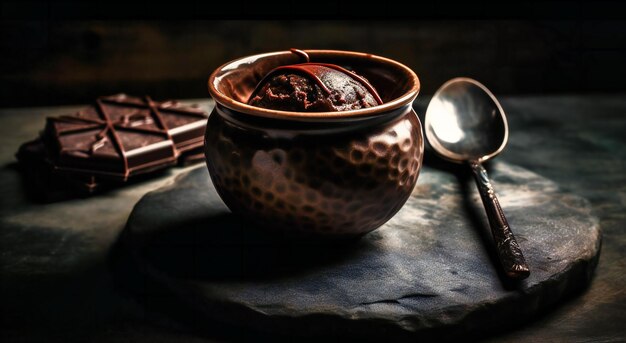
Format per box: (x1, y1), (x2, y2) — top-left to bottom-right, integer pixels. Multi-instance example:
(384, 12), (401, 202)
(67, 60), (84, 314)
(124, 161), (600, 340)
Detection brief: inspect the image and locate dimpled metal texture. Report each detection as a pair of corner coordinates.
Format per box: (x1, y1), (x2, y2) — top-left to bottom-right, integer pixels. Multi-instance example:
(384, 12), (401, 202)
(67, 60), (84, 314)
(205, 107), (423, 237)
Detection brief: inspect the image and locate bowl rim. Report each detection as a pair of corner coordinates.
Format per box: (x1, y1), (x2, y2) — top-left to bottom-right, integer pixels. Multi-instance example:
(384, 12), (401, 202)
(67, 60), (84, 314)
(208, 49), (420, 121)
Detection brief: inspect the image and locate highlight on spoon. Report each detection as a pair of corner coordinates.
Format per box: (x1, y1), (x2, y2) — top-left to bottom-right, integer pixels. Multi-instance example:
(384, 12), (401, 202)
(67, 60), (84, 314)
(426, 95), (465, 144)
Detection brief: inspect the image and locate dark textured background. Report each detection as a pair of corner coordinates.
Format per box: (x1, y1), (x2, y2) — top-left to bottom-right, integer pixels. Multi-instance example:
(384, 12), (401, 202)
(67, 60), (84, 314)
(1, 1), (626, 107)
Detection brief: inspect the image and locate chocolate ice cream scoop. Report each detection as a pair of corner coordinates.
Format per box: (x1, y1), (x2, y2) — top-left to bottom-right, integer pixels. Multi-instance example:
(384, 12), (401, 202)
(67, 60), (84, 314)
(248, 62), (383, 112)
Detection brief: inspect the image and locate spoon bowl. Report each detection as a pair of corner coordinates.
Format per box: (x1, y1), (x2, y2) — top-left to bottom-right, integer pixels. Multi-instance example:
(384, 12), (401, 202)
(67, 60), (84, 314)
(425, 77), (530, 280)
(425, 78), (508, 163)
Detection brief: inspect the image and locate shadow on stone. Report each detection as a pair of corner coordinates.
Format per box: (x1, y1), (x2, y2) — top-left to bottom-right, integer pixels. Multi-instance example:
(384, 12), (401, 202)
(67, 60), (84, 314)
(6, 162), (87, 203)
(107, 233), (286, 343)
(122, 211), (373, 282)
(108, 210), (384, 342)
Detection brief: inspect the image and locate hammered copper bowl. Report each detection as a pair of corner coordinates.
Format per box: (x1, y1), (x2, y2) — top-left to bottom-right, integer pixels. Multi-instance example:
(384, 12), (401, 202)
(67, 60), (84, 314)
(205, 50), (423, 238)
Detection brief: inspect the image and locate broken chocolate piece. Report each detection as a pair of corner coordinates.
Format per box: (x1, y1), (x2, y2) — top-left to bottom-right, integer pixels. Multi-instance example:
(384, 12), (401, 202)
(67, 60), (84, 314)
(15, 139), (99, 201)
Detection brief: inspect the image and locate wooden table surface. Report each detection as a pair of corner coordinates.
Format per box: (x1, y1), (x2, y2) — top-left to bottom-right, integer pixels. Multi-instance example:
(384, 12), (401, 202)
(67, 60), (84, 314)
(1, 95), (624, 342)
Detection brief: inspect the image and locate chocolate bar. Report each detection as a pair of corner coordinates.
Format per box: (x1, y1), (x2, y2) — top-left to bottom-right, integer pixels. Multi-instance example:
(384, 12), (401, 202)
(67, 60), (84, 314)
(43, 94), (208, 181)
(16, 94), (209, 199)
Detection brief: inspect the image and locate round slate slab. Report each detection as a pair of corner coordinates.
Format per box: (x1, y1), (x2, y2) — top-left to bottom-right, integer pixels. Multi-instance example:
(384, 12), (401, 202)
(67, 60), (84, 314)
(121, 161), (600, 341)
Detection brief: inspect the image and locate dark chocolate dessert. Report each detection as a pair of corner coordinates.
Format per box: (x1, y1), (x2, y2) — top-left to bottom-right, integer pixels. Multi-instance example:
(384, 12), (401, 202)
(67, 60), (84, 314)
(248, 50), (383, 112)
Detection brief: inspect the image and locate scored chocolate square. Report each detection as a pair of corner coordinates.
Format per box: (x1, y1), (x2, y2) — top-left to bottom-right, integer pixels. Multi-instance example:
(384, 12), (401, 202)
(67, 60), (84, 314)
(43, 94), (208, 181)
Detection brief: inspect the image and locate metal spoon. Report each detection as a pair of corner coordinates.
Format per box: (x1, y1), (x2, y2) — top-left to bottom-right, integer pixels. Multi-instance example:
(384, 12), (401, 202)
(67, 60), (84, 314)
(425, 77), (530, 280)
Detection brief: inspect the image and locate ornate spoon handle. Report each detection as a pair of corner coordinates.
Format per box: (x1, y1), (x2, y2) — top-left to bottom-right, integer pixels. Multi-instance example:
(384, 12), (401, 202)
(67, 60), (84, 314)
(469, 161), (530, 280)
